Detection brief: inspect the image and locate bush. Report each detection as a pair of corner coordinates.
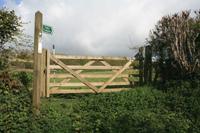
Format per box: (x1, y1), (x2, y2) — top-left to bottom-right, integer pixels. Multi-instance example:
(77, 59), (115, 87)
(162, 80), (200, 132)
(71, 87), (191, 133)
(0, 82), (32, 132)
(14, 72), (33, 88)
(31, 98), (73, 133)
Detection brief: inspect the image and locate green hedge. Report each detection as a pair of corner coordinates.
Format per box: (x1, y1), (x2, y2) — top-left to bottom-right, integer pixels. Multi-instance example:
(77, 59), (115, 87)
(0, 82), (32, 132)
(71, 87), (191, 133)
(1, 71), (199, 132)
(14, 72), (33, 88)
(31, 98), (73, 133)
(163, 80), (200, 132)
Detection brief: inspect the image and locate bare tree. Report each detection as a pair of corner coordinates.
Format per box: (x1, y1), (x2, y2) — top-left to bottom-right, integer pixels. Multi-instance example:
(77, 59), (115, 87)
(149, 10), (200, 75)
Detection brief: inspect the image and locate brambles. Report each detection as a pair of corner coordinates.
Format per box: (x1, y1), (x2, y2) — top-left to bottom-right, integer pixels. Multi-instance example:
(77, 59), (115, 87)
(71, 87), (192, 133)
(0, 73), (32, 133)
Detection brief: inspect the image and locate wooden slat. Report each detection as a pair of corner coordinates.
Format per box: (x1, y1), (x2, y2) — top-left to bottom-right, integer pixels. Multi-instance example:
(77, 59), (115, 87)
(50, 74), (129, 78)
(74, 61), (95, 74)
(126, 69), (139, 74)
(54, 54), (130, 60)
(50, 88), (130, 94)
(49, 82), (130, 87)
(100, 61), (111, 66)
(50, 65), (122, 70)
(51, 61), (96, 90)
(98, 60), (132, 92)
(10, 58), (33, 63)
(11, 68), (33, 72)
(50, 55), (98, 93)
(101, 60), (130, 84)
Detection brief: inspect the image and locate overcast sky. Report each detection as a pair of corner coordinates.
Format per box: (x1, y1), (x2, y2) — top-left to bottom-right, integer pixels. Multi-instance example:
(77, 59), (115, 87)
(2, 0), (200, 56)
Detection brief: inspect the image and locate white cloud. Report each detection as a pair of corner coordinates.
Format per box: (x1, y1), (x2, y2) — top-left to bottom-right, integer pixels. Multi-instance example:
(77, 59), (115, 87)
(4, 0), (200, 56)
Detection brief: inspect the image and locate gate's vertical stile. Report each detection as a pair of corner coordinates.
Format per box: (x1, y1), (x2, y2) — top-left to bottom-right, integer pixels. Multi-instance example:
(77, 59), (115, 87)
(40, 49), (46, 97)
(45, 49), (50, 97)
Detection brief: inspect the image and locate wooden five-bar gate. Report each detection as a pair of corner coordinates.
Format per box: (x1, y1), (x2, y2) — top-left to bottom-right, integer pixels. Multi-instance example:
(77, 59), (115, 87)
(39, 49), (138, 97)
(31, 11), (139, 114)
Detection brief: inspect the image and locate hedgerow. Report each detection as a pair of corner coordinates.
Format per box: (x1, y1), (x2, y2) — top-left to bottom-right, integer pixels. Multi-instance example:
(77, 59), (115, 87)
(71, 87), (191, 133)
(0, 81), (32, 132)
(163, 79), (200, 132)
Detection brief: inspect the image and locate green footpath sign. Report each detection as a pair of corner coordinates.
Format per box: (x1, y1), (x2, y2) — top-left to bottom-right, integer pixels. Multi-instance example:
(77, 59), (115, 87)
(43, 24), (53, 34)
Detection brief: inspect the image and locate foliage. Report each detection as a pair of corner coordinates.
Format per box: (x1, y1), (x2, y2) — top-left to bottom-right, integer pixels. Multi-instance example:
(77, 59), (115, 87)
(71, 87), (191, 133)
(161, 79), (200, 132)
(0, 74), (32, 133)
(0, 8), (22, 50)
(148, 10), (200, 78)
(0, 49), (16, 71)
(14, 72), (33, 88)
(0, 8), (23, 73)
(31, 98), (74, 133)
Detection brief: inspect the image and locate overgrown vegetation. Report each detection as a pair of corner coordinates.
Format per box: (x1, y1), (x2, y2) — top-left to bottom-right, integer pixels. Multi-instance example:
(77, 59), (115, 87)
(148, 10), (200, 80)
(71, 86), (200, 133)
(0, 7), (200, 133)
(0, 73), (32, 132)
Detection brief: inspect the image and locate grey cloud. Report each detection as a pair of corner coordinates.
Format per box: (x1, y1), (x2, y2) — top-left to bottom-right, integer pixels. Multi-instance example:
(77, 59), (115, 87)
(5, 0), (200, 56)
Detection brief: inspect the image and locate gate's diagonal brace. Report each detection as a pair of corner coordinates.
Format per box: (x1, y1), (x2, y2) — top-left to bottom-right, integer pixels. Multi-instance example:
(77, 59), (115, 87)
(98, 60), (132, 93)
(50, 55), (98, 93)
(100, 61), (129, 82)
(51, 61), (95, 91)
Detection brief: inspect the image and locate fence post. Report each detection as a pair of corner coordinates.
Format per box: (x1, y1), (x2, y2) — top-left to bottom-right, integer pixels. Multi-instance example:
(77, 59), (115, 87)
(45, 49), (50, 97)
(144, 45), (152, 84)
(32, 11), (43, 115)
(139, 47), (144, 85)
(148, 46), (152, 83)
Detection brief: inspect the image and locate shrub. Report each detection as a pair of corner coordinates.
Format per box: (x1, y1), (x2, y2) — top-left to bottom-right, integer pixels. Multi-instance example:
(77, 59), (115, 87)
(71, 87), (191, 133)
(0, 81), (32, 132)
(31, 98), (73, 133)
(14, 72), (33, 88)
(162, 79), (200, 132)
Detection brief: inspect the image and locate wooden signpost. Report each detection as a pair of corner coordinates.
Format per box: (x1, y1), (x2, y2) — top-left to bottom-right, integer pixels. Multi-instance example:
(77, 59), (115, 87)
(32, 11), (43, 115)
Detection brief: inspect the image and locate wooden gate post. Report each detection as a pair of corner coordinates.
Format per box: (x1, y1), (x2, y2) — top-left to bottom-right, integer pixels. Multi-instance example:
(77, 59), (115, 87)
(148, 46), (152, 83)
(144, 45), (152, 84)
(139, 47), (144, 85)
(32, 11), (43, 115)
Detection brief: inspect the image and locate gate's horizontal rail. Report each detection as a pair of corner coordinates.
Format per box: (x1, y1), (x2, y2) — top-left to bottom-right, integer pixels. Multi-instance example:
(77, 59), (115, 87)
(50, 74), (129, 78)
(49, 82), (129, 87)
(50, 65), (126, 70)
(10, 58), (33, 63)
(50, 88), (130, 94)
(54, 54), (130, 60)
